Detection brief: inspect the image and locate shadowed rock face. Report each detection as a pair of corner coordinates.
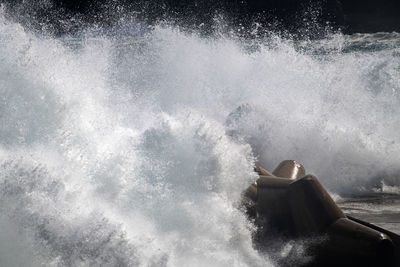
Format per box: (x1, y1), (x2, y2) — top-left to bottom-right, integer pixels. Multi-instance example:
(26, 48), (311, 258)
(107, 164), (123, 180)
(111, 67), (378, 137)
(1, 0), (400, 34)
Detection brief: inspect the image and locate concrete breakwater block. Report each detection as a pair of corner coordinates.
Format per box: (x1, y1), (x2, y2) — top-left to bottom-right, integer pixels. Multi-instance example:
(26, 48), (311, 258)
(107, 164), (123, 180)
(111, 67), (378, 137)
(243, 160), (400, 266)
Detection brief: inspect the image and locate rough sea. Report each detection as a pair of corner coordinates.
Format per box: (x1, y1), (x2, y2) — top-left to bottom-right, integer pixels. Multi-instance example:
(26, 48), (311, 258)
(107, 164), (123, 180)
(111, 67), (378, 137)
(0, 5), (399, 266)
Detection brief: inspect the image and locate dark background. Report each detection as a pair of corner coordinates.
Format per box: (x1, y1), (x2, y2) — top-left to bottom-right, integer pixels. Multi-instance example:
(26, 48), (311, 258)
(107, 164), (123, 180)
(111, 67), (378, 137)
(2, 0), (400, 35)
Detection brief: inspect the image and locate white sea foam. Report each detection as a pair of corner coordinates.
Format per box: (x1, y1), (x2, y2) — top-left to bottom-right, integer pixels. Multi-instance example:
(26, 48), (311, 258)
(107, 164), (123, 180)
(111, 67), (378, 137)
(0, 6), (399, 266)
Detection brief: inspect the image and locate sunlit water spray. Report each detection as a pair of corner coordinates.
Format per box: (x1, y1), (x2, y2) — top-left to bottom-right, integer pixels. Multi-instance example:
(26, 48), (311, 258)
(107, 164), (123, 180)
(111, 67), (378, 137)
(0, 7), (400, 266)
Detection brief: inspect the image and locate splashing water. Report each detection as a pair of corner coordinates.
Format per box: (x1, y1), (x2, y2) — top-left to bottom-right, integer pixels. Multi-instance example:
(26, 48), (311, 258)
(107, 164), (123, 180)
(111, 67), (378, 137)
(0, 5), (399, 266)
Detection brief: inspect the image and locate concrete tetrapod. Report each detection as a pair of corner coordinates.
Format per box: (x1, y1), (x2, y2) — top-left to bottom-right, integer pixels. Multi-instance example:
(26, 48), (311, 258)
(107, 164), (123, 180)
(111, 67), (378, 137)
(242, 160), (400, 266)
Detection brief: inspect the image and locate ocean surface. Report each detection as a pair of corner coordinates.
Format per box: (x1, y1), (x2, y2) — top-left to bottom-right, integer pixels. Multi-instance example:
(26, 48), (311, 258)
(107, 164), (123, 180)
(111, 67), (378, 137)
(0, 6), (400, 266)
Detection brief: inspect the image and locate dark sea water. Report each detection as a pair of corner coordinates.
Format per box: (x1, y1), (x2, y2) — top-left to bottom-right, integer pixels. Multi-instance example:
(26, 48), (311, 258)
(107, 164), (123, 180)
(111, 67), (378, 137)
(0, 5), (399, 266)
(338, 193), (400, 235)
